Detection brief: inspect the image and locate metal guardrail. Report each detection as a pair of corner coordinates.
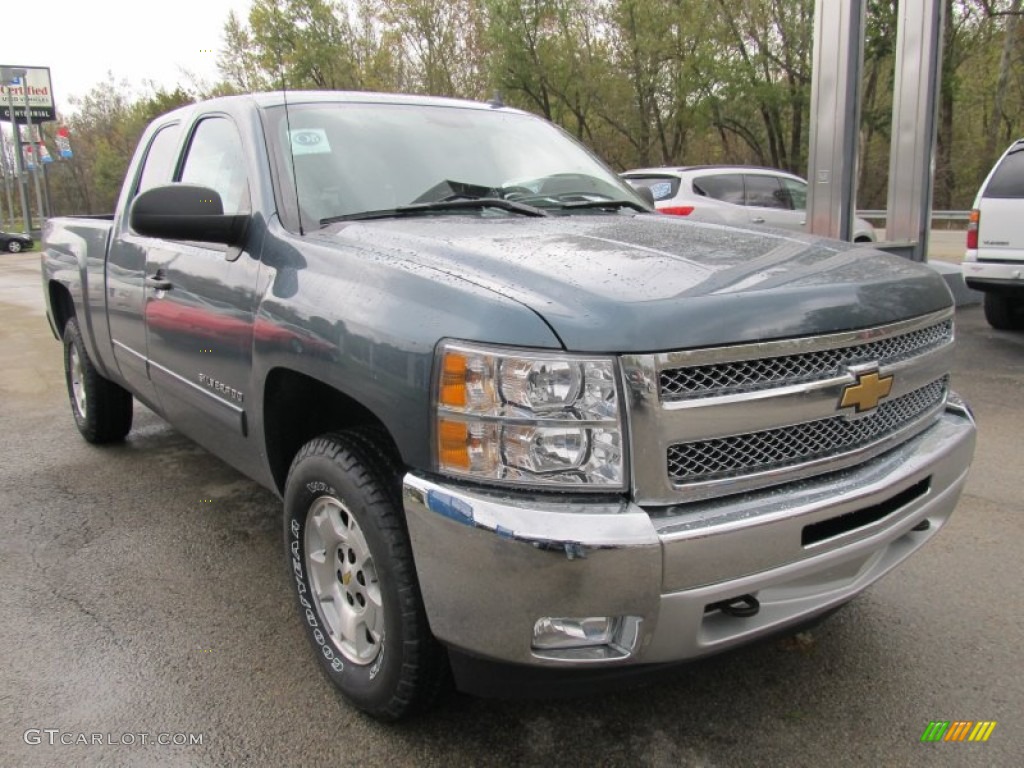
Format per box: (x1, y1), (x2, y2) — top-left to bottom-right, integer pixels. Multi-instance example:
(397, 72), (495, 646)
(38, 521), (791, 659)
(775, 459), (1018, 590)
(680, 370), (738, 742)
(857, 210), (971, 221)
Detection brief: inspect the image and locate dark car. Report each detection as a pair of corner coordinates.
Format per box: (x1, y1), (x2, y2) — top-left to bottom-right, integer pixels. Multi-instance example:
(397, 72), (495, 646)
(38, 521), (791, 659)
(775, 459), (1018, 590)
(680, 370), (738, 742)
(1, 231), (33, 253)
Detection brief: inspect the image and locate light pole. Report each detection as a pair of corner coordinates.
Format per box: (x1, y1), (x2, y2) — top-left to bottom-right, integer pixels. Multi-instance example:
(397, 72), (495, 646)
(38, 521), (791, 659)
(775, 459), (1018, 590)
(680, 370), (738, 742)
(1, 67), (32, 233)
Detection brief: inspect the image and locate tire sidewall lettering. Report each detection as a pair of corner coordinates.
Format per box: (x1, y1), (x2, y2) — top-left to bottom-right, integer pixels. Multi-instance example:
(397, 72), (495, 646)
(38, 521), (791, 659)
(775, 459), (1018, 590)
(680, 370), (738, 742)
(289, 504), (345, 675)
(285, 439), (423, 716)
(305, 481), (335, 495)
(369, 644), (385, 681)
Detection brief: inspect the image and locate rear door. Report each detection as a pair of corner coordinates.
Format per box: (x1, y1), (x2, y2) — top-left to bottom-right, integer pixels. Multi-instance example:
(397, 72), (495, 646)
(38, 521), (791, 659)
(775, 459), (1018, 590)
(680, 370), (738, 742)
(743, 174), (803, 231)
(978, 144), (1024, 261)
(690, 173), (746, 225)
(106, 121), (184, 407)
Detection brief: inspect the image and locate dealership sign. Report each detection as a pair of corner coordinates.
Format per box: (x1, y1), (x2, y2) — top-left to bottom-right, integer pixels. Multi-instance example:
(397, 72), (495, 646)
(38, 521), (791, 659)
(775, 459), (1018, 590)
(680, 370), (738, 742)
(0, 65), (56, 123)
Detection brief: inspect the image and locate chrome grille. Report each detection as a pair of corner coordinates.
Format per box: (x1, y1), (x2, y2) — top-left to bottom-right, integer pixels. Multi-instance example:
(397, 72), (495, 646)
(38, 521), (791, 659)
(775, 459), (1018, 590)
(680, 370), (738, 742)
(666, 377), (948, 484)
(660, 319), (952, 400)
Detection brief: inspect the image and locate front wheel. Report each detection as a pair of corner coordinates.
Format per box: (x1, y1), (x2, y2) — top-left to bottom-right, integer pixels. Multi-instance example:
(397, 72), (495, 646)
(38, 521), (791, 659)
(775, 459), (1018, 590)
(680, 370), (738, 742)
(63, 318), (133, 443)
(7, 239), (23, 253)
(284, 431), (446, 720)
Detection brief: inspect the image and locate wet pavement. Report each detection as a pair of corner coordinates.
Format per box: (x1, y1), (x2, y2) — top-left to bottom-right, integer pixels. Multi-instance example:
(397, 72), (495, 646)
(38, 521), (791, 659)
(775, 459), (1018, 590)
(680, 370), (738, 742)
(1, 249), (1021, 767)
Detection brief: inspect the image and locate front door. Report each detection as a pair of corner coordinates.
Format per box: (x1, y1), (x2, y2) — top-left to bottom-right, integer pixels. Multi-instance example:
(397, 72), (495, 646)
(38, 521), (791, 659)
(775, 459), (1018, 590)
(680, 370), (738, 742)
(143, 116), (261, 470)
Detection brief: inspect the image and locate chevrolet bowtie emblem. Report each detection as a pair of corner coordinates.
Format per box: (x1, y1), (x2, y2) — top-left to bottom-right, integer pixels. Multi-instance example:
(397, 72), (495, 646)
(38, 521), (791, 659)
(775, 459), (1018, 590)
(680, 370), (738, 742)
(840, 370), (894, 413)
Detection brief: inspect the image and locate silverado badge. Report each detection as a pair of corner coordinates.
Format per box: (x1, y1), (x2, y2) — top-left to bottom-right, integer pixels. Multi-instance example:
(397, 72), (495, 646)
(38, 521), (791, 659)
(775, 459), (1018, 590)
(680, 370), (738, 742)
(840, 370), (894, 413)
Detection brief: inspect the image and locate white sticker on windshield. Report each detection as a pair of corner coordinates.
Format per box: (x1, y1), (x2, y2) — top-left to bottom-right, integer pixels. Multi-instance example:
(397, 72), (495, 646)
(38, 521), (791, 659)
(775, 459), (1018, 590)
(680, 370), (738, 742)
(289, 129), (331, 155)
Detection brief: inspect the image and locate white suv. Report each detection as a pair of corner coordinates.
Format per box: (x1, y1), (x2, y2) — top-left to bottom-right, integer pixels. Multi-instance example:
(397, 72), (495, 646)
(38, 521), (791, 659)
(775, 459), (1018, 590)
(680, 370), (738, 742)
(963, 138), (1024, 329)
(623, 166), (876, 243)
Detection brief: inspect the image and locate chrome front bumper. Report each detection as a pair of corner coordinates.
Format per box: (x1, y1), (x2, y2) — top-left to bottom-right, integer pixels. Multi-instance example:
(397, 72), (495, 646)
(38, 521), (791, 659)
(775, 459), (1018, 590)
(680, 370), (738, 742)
(403, 402), (975, 668)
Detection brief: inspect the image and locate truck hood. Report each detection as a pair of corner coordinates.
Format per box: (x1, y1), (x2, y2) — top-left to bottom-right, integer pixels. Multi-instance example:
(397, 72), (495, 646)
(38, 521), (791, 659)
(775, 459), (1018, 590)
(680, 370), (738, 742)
(314, 214), (952, 352)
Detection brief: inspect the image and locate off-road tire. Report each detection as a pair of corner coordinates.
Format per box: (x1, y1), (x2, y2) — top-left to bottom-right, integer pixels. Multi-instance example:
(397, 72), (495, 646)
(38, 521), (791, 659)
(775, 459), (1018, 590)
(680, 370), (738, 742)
(284, 430), (447, 721)
(62, 317), (133, 443)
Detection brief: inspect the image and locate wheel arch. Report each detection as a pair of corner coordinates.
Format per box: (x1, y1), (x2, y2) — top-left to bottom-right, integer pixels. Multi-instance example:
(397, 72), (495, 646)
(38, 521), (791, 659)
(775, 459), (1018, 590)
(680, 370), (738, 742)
(263, 367), (404, 495)
(48, 280), (76, 340)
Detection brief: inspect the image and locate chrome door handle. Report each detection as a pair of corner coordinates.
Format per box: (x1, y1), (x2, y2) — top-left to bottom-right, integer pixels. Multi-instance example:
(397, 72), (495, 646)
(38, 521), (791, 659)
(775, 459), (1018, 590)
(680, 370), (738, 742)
(751, 216), (766, 224)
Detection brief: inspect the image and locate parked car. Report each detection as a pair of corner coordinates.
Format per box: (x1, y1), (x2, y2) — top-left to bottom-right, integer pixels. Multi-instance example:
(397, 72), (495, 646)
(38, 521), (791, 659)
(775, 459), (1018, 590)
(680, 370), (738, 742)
(622, 165), (877, 242)
(963, 137), (1024, 329)
(0, 230), (33, 253)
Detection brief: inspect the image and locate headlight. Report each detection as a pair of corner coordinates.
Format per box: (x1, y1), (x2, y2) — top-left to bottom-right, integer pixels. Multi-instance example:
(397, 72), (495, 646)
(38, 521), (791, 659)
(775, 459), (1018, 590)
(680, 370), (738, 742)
(433, 341), (626, 490)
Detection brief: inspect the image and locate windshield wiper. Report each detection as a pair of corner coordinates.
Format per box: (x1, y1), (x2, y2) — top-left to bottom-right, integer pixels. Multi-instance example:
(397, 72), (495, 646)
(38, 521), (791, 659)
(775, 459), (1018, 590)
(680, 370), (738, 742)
(555, 199), (650, 213)
(321, 197), (547, 225)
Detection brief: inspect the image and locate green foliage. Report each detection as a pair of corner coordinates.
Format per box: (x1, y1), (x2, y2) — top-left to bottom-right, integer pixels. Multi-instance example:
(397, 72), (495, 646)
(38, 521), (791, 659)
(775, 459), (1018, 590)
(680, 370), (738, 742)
(45, 77), (199, 215)
(41, 0), (1024, 214)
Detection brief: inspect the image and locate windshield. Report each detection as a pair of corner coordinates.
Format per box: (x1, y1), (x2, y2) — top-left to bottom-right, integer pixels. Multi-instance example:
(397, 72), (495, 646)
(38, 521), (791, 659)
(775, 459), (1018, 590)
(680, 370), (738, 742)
(262, 101), (648, 230)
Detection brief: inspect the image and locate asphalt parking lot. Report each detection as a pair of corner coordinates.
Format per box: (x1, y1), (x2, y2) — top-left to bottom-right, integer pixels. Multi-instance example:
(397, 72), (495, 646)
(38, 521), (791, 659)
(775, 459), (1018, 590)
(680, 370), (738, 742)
(1, 249), (1021, 767)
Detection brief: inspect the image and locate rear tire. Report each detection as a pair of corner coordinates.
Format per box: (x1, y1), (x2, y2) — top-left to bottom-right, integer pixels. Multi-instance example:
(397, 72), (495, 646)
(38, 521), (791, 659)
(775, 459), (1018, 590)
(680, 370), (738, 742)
(983, 293), (1024, 331)
(284, 430), (446, 721)
(62, 318), (133, 443)
(8, 240), (23, 253)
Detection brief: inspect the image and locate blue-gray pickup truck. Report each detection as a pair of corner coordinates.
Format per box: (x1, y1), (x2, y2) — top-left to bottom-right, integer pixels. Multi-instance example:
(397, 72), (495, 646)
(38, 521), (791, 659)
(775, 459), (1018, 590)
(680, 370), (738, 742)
(42, 91), (976, 720)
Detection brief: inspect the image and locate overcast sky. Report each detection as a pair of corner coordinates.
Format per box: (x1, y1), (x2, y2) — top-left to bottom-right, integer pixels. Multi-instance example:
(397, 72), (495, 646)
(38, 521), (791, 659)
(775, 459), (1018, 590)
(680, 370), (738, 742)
(4, 0), (254, 115)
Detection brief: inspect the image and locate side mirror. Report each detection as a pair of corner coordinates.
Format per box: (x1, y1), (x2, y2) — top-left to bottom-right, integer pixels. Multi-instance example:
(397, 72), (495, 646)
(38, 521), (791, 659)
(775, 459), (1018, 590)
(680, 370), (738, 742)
(634, 185), (656, 207)
(129, 184), (249, 245)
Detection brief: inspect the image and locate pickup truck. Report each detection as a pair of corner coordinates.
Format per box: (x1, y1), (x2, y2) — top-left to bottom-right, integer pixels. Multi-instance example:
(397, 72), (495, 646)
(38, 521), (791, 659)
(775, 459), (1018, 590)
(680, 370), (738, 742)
(42, 91), (976, 721)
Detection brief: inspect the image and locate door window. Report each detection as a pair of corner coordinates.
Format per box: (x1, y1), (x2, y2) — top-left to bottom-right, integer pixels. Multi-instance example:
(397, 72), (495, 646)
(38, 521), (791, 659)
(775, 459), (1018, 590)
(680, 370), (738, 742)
(135, 124), (182, 196)
(179, 118), (250, 214)
(779, 177), (808, 210)
(744, 175), (789, 209)
(693, 174), (744, 204)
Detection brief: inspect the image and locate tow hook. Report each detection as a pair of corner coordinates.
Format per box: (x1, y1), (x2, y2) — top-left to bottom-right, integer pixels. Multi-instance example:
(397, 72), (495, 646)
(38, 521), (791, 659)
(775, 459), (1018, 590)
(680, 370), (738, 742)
(706, 594), (760, 618)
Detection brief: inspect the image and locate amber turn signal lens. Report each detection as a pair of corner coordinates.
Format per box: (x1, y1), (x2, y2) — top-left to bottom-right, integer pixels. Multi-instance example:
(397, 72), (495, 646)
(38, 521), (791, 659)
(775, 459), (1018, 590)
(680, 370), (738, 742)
(440, 352), (468, 407)
(438, 419), (470, 469)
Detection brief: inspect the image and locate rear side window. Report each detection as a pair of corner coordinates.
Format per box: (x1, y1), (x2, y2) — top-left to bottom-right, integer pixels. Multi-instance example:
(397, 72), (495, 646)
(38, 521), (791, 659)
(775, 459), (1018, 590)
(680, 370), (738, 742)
(984, 148), (1024, 198)
(623, 176), (680, 201)
(135, 124), (182, 196)
(693, 174), (744, 204)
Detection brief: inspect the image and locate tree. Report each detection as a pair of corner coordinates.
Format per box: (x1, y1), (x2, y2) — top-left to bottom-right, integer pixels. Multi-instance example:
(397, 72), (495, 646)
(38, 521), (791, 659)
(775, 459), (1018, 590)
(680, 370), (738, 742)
(381, 0), (487, 97)
(42, 0), (1023, 216)
(708, 0), (814, 173)
(46, 78), (195, 215)
(981, 0), (1023, 176)
(219, 10), (269, 92)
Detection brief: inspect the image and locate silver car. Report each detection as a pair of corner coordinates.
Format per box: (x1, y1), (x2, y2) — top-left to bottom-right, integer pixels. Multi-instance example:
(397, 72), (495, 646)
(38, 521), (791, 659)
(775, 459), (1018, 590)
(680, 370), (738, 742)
(623, 165), (876, 243)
